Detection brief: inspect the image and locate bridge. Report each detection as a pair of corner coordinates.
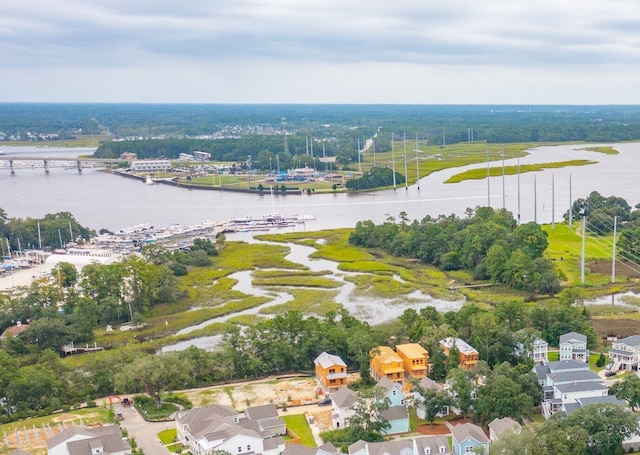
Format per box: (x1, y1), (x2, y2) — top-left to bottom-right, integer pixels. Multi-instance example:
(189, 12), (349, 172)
(0, 155), (128, 174)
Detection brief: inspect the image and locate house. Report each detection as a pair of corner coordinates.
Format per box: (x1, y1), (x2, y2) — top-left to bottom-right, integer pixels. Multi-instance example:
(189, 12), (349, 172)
(488, 417), (521, 441)
(175, 404), (285, 455)
(46, 425), (131, 455)
(559, 332), (588, 363)
(282, 442), (341, 455)
(0, 321), (29, 346)
(130, 159), (172, 172)
(440, 338), (479, 370)
(532, 337), (549, 365)
(414, 377), (451, 419)
(414, 436), (452, 455)
(396, 343), (429, 379)
(376, 377), (410, 434)
(370, 346), (405, 384)
(533, 360), (607, 417)
(314, 352), (348, 392)
(245, 404), (286, 437)
(609, 335), (640, 371)
(331, 387), (358, 429)
(349, 439), (413, 455)
(562, 395), (627, 416)
(451, 422), (489, 455)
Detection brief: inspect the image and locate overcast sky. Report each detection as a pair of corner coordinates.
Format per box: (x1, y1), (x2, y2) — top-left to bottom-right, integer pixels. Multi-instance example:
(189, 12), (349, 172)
(2, 1), (640, 104)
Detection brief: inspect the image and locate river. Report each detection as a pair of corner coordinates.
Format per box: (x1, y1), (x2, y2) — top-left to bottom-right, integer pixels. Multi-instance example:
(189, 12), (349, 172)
(1, 143), (639, 232)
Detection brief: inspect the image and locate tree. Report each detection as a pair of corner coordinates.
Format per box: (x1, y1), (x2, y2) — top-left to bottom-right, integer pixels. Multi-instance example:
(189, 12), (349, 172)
(52, 262), (78, 288)
(114, 352), (193, 408)
(347, 387), (391, 437)
(447, 368), (477, 418)
(551, 403), (637, 455)
(609, 374), (640, 411)
(411, 380), (454, 427)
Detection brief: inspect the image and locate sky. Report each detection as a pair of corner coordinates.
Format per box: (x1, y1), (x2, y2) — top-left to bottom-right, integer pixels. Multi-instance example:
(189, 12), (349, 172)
(2, 0), (640, 104)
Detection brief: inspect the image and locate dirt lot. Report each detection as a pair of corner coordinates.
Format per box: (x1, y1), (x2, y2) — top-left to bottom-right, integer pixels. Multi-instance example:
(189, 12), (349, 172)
(589, 259), (640, 278)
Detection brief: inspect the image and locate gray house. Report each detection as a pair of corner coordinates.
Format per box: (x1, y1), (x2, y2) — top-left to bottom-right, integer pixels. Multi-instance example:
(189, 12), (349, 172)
(559, 332), (588, 363)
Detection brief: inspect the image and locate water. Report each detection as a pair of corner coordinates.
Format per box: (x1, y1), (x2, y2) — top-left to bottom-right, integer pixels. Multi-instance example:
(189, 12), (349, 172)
(161, 237), (463, 351)
(3, 143), (640, 232)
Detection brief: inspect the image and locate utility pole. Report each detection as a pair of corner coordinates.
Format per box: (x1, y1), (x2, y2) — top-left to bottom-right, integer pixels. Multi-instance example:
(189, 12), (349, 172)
(391, 133), (396, 190)
(404, 133), (408, 190)
(569, 174), (573, 228)
(581, 214), (587, 284)
(486, 149), (491, 207)
(612, 215), (618, 283)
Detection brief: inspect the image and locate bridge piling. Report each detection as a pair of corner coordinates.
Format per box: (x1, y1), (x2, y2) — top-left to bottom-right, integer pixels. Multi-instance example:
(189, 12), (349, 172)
(9, 159), (14, 175)
(76, 160), (82, 173)
(43, 160), (49, 174)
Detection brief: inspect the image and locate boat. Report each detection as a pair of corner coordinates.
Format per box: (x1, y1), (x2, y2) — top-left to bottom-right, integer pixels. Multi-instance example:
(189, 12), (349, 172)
(145, 175), (154, 185)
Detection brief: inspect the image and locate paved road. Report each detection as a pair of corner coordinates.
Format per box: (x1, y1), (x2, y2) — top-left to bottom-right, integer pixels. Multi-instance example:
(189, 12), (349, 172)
(114, 402), (174, 455)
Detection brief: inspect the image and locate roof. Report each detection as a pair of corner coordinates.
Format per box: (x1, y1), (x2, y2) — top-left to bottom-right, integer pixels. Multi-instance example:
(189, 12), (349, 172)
(331, 387), (357, 409)
(177, 404), (238, 426)
(1, 323), (29, 339)
(349, 439), (413, 455)
(548, 370), (602, 384)
(314, 351), (347, 369)
(533, 337), (548, 346)
(376, 377), (403, 395)
(282, 442), (341, 455)
(440, 337), (478, 355)
(564, 395), (627, 415)
(396, 343), (428, 358)
(245, 404), (279, 422)
(418, 376), (444, 392)
(555, 381), (607, 394)
(489, 417), (521, 438)
(414, 435), (450, 453)
(380, 405), (409, 421)
(451, 422), (489, 445)
(547, 359), (590, 373)
(46, 425), (128, 454)
(617, 335), (640, 347)
(559, 332), (587, 344)
(372, 346), (403, 364)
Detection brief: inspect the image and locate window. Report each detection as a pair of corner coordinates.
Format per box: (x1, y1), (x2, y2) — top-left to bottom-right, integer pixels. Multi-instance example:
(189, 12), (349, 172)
(247, 445), (251, 451)
(425, 448), (431, 454)
(465, 446), (473, 453)
(238, 447), (242, 453)
(439, 446), (445, 453)
(392, 390), (396, 395)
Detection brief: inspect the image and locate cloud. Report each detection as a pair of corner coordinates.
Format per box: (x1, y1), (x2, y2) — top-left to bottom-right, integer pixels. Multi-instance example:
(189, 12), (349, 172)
(2, 0), (640, 102)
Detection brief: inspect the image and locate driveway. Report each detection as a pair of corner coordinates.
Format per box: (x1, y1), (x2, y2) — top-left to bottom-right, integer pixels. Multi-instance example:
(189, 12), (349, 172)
(114, 402), (175, 455)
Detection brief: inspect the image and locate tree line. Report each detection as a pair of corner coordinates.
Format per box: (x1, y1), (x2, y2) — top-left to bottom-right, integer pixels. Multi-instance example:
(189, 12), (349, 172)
(349, 207), (562, 294)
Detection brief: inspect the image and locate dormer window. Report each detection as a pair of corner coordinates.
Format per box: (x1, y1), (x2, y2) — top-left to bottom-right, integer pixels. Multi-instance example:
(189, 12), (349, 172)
(439, 446), (446, 453)
(425, 448), (431, 454)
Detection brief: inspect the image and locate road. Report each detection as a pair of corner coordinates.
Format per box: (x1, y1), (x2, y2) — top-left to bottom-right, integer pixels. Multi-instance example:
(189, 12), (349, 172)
(114, 402), (174, 455)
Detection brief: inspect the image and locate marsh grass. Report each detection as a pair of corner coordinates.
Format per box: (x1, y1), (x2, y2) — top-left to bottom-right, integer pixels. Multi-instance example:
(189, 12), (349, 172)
(226, 314), (268, 327)
(345, 274), (416, 298)
(259, 288), (340, 316)
(253, 275), (342, 288)
(444, 160), (596, 184)
(582, 146), (619, 155)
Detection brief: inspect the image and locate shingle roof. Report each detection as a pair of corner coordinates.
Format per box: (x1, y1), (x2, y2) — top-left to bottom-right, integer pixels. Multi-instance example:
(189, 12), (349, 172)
(489, 417), (521, 438)
(414, 435), (450, 454)
(315, 352), (347, 369)
(380, 405), (409, 421)
(555, 381), (607, 393)
(245, 404), (279, 422)
(282, 442), (341, 455)
(451, 422), (489, 445)
(547, 359), (590, 373)
(331, 387), (357, 409)
(548, 370), (602, 384)
(617, 335), (640, 347)
(559, 332), (587, 344)
(46, 426), (95, 449)
(348, 439), (413, 455)
(376, 377), (402, 395)
(418, 376), (444, 392)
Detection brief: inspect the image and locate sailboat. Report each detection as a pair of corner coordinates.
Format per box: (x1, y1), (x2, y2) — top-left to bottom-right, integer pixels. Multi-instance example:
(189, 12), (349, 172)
(145, 175), (154, 185)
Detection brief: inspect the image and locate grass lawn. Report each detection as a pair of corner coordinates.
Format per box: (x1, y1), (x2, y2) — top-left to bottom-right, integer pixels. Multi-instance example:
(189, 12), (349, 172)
(283, 414), (316, 447)
(158, 428), (177, 444)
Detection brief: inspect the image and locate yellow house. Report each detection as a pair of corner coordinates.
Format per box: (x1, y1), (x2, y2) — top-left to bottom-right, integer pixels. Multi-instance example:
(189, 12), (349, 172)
(440, 337), (479, 370)
(370, 346), (405, 384)
(314, 352), (348, 391)
(396, 343), (429, 378)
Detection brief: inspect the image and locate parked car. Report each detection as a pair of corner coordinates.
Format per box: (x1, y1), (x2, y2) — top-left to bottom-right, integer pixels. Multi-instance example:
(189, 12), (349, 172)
(318, 397), (332, 406)
(605, 370), (617, 377)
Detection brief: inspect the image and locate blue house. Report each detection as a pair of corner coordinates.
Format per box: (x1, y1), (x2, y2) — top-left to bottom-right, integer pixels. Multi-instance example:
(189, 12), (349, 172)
(375, 377), (409, 435)
(451, 422), (489, 455)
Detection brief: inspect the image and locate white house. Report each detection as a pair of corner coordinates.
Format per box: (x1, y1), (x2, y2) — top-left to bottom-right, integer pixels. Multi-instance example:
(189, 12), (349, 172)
(414, 377), (451, 419)
(331, 387), (358, 429)
(130, 159), (172, 172)
(609, 335), (640, 371)
(532, 337), (549, 365)
(46, 425), (131, 455)
(175, 404), (284, 455)
(559, 332), (588, 363)
(348, 436), (451, 455)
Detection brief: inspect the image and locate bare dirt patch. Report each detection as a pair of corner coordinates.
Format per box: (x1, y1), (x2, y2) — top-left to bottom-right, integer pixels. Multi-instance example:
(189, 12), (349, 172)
(589, 260), (640, 278)
(416, 423), (450, 435)
(593, 317), (640, 340)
